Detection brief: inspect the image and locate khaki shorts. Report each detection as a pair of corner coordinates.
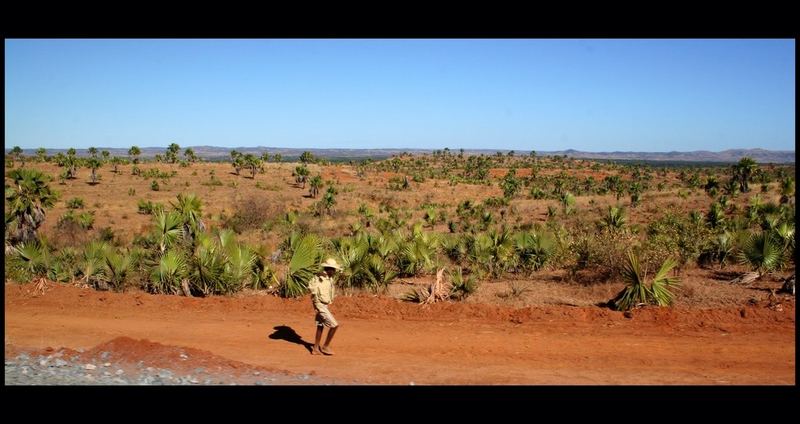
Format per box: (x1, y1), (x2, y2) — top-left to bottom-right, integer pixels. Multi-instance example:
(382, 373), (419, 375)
(314, 303), (338, 328)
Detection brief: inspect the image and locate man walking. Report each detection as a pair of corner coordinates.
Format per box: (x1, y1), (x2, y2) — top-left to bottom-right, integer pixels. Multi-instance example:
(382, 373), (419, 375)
(309, 258), (341, 355)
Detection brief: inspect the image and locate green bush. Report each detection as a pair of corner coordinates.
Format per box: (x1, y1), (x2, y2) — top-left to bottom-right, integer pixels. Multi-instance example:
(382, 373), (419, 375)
(610, 253), (680, 311)
(66, 197), (85, 209)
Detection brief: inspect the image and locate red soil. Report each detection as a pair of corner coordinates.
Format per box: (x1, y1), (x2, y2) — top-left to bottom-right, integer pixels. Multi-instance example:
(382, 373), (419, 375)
(4, 283), (794, 385)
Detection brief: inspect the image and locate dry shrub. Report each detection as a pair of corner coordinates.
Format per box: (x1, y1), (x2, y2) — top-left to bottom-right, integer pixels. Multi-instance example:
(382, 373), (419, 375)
(49, 220), (94, 250)
(225, 195), (283, 234)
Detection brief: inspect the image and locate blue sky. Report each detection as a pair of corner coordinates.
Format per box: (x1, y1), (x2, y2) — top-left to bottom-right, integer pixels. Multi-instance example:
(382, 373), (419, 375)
(4, 39), (795, 152)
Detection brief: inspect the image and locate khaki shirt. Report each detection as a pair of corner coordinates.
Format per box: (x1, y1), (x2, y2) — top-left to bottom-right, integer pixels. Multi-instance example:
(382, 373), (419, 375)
(309, 274), (335, 307)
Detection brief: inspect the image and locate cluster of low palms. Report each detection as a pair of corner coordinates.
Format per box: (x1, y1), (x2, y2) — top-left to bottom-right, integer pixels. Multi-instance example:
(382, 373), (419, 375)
(5, 168), (59, 246)
(6, 191), (278, 296)
(4, 150), (795, 310)
(267, 217), (559, 299)
(695, 189), (795, 277)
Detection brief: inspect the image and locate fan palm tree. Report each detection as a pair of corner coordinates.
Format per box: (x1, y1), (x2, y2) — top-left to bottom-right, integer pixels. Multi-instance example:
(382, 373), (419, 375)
(738, 232), (784, 277)
(217, 228), (238, 251)
(441, 234), (467, 263)
(773, 222), (794, 252)
(110, 157), (122, 174)
(371, 233), (398, 262)
(515, 231), (555, 273)
(706, 202), (726, 229)
(321, 186), (337, 216)
(294, 165), (309, 188)
(397, 231), (440, 277)
(243, 154), (260, 178)
(704, 175), (720, 195)
(223, 240), (256, 293)
(87, 157), (101, 184)
(231, 156), (245, 175)
(98, 249), (132, 291)
(779, 177), (794, 204)
(281, 235), (323, 298)
(560, 192), (576, 215)
(187, 234), (227, 296)
(734, 157), (757, 193)
(251, 248), (279, 290)
(611, 253), (679, 311)
(468, 229), (514, 277)
(309, 175), (323, 198)
(171, 193), (205, 243)
(710, 231), (734, 268)
(8, 146), (23, 167)
(128, 146), (141, 164)
(166, 143), (181, 163)
(333, 236), (370, 289)
(79, 241), (112, 288)
(150, 249), (187, 294)
(365, 254), (398, 292)
(299, 151), (314, 164)
(9, 240), (51, 281)
(153, 211), (185, 253)
(599, 205), (626, 230)
(448, 266), (477, 300)
(5, 168), (59, 245)
(49, 246), (81, 283)
(184, 147), (197, 163)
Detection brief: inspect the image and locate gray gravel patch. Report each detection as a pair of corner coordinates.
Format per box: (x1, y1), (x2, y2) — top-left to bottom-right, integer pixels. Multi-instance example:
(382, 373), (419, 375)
(5, 348), (351, 385)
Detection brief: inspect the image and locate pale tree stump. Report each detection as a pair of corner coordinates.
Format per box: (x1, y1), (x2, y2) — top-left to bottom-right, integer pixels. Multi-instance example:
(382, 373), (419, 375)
(421, 268), (448, 305)
(729, 271), (759, 285)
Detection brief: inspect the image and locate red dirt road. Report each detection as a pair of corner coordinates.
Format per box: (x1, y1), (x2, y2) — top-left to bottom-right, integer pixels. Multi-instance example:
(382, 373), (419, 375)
(4, 283), (795, 385)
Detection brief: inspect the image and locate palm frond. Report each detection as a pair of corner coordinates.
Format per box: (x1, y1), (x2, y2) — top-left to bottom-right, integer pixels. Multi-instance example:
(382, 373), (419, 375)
(224, 243), (256, 293)
(282, 235), (323, 297)
(365, 254), (398, 291)
(100, 250), (132, 291)
(738, 232), (784, 276)
(153, 211), (185, 252)
(12, 240), (50, 278)
(448, 266), (478, 300)
(650, 257), (680, 306)
(611, 252), (682, 311)
(217, 228), (237, 251)
(187, 244), (227, 296)
(149, 250), (187, 294)
(613, 252), (649, 311)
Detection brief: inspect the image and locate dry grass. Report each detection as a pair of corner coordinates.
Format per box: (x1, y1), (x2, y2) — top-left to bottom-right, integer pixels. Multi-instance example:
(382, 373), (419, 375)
(8, 158), (792, 309)
(381, 265), (793, 309)
(20, 160), (786, 248)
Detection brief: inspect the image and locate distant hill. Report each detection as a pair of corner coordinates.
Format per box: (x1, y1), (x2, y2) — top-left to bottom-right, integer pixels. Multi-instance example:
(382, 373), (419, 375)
(6, 146), (795, 164)
(543, 148), (795, 164)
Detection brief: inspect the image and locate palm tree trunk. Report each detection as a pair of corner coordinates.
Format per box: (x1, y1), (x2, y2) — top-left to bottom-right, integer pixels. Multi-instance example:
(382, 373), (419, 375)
(780, 275), (795, 295)
(181, 278), (192, 297)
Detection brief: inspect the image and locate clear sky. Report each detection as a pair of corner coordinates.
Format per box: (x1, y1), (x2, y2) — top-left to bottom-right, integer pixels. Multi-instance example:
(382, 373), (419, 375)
(4, 39), (795, 152)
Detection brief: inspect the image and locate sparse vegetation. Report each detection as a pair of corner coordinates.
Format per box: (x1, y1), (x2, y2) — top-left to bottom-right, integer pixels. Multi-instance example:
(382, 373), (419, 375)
(3, 149), (794, 310)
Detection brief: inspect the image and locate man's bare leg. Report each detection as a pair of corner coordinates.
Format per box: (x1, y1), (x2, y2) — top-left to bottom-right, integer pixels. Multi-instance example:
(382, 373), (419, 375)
(312, 326), (324, 355)
(320, 325), (338, 355)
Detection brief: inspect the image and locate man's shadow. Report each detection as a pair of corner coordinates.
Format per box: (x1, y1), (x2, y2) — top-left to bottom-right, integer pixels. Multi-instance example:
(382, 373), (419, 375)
(268, 325), (313, 353)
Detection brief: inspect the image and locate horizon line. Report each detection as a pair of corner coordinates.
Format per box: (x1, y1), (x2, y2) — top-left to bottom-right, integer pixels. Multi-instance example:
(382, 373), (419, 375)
(5, 146), (796, 154)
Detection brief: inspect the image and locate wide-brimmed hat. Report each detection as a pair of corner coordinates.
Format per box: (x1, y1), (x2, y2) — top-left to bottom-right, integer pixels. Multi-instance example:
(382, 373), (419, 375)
(321, 258), (342, 270)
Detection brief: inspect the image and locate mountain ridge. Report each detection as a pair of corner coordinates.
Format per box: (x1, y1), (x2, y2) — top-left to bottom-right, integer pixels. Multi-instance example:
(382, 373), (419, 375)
(7, 146), (795, 163)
